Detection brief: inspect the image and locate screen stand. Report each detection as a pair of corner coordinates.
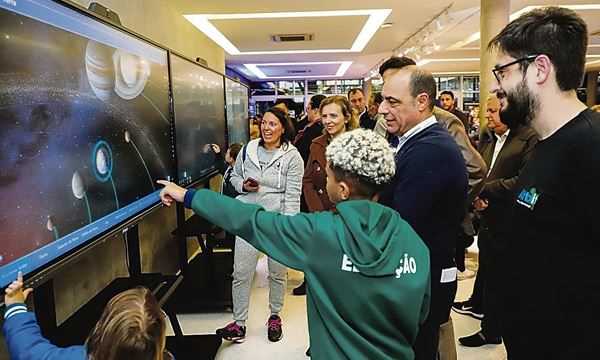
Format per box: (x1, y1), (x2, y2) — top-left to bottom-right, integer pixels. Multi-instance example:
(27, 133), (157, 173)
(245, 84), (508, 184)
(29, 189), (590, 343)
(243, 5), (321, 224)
(124, 225), (142, 279)
(33, 279), (57, 339)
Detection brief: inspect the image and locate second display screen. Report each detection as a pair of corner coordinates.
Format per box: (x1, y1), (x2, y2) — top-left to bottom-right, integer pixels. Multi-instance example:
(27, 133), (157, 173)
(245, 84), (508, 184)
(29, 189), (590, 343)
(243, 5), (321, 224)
(171, 54), (226, 186)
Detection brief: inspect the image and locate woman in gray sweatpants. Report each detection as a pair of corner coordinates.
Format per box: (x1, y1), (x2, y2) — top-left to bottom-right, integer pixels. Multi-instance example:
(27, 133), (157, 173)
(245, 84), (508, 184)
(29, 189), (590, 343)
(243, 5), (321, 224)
(216, 106), (304, 343)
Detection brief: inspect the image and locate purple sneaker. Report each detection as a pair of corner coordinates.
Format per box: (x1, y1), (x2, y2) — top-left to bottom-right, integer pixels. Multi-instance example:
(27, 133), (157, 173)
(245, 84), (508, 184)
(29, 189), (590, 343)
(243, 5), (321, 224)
(267, 315), (283, 342)
(216, 321), (246, 343)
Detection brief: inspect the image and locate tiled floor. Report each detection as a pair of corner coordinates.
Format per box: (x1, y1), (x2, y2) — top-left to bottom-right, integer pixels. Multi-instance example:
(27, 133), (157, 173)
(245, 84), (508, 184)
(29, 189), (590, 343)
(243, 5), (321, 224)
(172, 253), (507, 359)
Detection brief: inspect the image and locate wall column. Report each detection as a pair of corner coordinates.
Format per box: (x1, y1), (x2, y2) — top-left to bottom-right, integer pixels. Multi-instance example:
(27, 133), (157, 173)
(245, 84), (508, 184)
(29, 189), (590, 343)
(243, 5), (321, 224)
(479, 0), (510, 129)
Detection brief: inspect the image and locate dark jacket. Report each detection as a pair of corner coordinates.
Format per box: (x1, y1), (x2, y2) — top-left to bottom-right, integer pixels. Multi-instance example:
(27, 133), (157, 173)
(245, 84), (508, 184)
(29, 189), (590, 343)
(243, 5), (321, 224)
(3, 304), (87, 360)
(450, 108), (469, 130)
(294, 121), (324, 164)
(215, 153), (241, 198)
(359, 110), (376, 130)
(302, 134), (334, 212)
(478, 125), (537, 238)
(185, 189), (431, 360)
(380, 122), (467, 324)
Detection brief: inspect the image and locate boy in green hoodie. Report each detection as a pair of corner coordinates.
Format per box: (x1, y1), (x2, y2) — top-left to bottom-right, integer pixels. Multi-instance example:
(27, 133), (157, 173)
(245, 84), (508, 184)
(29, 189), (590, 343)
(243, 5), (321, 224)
(158, 129), (430, 359)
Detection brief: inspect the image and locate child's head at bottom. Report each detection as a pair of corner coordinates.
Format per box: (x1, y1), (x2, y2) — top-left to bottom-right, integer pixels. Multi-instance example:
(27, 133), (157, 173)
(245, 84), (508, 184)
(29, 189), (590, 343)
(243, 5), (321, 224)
(325, 129), (395, 203)
(86, 287), (168, 360)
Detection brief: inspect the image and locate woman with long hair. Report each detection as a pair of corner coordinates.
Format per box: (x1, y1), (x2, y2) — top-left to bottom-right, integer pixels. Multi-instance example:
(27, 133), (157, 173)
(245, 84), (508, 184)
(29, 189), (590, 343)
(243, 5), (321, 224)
(292, 96), (358, 299)
(216, 106), (304, 344)
(303, 95), (359, 213)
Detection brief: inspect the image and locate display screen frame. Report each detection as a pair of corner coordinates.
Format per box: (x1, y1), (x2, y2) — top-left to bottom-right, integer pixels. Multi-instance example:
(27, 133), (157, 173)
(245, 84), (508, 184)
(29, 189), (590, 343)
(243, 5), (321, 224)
(0, 0), (177, 290)
(224, 76), (250, 146)
(169, 51), (226, 189)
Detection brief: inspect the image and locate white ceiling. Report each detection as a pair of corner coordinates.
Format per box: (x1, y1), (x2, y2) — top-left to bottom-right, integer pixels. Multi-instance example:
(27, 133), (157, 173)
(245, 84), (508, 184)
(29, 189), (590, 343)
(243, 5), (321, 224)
(171, 0), (600, 80)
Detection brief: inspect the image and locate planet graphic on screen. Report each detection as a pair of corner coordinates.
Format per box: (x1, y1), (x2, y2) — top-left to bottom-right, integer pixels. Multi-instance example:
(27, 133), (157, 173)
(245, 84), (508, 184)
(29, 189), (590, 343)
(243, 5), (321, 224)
(85, 40), (115, 102)
(71, 171), (85, 200)
(96, 148), (109, 175)
(46, 216), (55, 232)
(113, 49), (150, 100)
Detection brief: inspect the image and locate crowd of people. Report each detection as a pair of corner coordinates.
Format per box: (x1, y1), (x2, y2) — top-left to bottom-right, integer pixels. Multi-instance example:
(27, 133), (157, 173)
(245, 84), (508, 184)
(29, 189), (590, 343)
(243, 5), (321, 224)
(3, 6), (600, 360)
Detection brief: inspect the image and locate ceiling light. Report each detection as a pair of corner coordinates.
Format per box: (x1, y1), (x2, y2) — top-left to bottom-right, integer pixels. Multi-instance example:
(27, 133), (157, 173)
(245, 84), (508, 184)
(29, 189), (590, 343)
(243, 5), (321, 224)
(336, 61), (353, 76)
(381, 22), (393, 29)
(417, 58), (480, 66)
(450, 5), (600, 50)
(184, 9), (391, 55)
(432, 71), (479, 75)
(244, 64), (266, 79)
(243, 61), (353, 80)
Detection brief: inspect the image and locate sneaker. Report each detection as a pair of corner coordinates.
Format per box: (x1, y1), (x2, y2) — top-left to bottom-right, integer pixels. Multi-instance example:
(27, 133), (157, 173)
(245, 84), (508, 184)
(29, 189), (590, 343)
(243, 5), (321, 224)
(452, 300), (484, 320)
(267, 315), (283, 342)
(293, 281), (306, 296)
(216, 321), (246, 343)
(459, 331), (502, 347)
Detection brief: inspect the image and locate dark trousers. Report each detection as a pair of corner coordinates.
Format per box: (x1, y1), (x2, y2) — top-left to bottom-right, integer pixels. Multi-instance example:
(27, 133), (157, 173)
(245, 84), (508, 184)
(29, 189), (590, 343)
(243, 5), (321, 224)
(469, 261), (484, 309)
(478, 229), (502, 338)
(415, 277), (457, 360)
(414, 315), (441, 360)
(455, 231), (473, 272)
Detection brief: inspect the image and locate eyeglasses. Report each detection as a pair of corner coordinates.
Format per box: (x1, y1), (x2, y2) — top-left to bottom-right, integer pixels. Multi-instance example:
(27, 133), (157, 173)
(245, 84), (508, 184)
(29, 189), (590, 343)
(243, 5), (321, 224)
(492, 54), (540, 83)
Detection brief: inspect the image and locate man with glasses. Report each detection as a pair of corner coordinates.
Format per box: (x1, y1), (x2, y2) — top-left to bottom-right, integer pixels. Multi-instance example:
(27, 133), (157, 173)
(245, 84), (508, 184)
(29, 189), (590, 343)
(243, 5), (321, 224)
(457, 95), (537, 348)
(488, 7), (600, 358)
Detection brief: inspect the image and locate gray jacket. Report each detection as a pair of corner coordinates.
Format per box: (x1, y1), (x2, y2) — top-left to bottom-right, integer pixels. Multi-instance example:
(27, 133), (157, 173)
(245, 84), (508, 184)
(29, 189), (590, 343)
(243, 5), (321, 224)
(231, 138), (304, 215)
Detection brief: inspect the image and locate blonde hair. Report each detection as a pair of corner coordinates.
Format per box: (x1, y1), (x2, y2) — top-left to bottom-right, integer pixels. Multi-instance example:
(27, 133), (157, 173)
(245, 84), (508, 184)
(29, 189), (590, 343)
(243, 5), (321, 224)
(319, 95), (359, 131)
(86, 287), (166, 360)
(591, 104), (600, 113)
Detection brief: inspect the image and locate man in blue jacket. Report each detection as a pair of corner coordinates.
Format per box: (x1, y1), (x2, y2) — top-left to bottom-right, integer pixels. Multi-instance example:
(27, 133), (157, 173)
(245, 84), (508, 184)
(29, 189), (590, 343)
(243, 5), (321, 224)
(378, 57), (468, 360)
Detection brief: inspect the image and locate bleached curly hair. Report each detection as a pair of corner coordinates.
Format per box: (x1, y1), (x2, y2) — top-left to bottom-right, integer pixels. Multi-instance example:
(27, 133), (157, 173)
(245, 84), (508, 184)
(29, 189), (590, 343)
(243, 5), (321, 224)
(325, 129), (395, 186)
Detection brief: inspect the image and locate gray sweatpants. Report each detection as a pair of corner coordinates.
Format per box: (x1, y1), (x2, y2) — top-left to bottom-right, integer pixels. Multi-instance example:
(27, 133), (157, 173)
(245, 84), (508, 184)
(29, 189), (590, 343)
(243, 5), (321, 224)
(232, 236), (287, 323)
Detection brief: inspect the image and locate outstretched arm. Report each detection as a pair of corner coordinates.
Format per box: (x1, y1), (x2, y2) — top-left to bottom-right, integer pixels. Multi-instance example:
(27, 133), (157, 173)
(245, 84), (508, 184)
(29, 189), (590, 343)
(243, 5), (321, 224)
(158, 181), (315, 270)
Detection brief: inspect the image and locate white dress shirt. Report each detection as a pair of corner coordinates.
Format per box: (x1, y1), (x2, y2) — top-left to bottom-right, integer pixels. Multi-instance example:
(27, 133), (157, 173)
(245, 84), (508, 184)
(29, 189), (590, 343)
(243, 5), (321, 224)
(488, 129), (510, 176)
(391, 115), (437, 153)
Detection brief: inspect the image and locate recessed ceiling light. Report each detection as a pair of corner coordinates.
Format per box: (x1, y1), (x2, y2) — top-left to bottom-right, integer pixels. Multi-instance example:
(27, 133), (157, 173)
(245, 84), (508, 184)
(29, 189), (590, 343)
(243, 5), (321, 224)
(449, 5), (600, 50)
(417, 58), (480, 66)
(184, 9), (391, 55)
(243, 61), (353, 79)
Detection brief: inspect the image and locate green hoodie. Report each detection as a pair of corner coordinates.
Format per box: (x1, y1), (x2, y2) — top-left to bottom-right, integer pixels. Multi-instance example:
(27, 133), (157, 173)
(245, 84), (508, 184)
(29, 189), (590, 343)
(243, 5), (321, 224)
(189, 189), (431, 359)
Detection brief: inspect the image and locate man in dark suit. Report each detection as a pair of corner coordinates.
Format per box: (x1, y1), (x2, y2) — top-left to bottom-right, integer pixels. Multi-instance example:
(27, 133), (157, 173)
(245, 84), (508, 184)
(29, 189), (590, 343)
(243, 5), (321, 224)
(348, 88), (376, 130)
(458, 95), (537, 347)
(439, 90), (469, 130)
(378, 57), (467, 360)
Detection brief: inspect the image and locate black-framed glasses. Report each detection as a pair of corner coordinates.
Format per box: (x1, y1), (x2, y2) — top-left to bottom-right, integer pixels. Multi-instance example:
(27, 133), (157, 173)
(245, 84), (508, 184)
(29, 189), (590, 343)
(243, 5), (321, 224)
(492, 54), (540, 83)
